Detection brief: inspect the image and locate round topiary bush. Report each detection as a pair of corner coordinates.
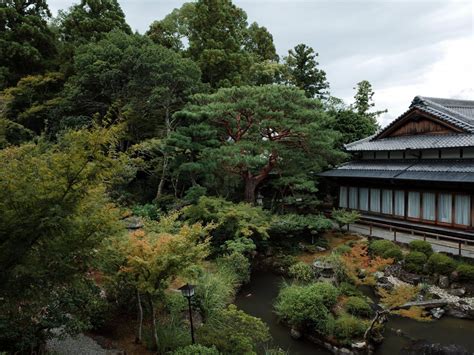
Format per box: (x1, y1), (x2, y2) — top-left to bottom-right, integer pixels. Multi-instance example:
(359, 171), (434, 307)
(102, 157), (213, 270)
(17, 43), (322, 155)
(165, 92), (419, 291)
(456, 263), (474, 282)
(426, 253), (456, 275)
(345, 296), (373, 317)
(369, 239), (403, 261)
(404, 251), (428, 273)
(409, 240), (433, 256)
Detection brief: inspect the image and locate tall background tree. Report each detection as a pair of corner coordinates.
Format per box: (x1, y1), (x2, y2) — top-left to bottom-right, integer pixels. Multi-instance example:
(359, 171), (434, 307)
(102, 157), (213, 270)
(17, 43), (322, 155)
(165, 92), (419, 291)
(284, 43), (330, 99)
(0, 0), (57, 89)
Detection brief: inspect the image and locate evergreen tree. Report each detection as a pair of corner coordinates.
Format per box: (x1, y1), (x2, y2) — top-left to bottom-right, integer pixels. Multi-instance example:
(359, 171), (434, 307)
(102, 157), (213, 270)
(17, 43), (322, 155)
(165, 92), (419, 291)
(244, 22), (278, 62)
(172, 85), (343, 203)
(0, 0), (57, 89)
(353, 80), (386, 118)
(187, 0), (253, 88)
(58, 0), (131, 44)
(284, 43), (329, 99)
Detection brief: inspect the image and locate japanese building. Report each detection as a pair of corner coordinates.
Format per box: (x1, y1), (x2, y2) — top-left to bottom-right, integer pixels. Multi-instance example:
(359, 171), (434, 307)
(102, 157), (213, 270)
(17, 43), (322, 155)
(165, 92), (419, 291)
(321, 96), (474, 235)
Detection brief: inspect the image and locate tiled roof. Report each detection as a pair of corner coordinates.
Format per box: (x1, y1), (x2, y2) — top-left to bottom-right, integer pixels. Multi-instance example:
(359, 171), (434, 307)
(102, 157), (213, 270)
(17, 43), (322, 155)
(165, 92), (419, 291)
(345, 96), (474, 152)
(319, 159), (474, 182)
(345, 134), (474, 151)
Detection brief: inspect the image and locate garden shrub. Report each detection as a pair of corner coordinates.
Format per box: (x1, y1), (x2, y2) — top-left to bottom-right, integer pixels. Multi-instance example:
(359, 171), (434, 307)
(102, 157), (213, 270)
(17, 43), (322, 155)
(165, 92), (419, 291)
(217, 252), (251, 285)
(309, 282), (340, 308)
(274, 282), (337, 334)
(456, 263), (474, 282)
(345, 296), (373, 317)
(288, 262), (314, 283)
(404, 252), (427, 273)
(197, 305), (270, 355)
(409, 240), (433, 256)
(331, 209), (361, 230)
(334, 315), (368, 344)
(132, 203), (160, 220)
(272, 254), (298, 274)
(269, 213), (333, 238)
(369, 240), (402, 261)
(426, 253), (456, 275)
(333, 244), (351, 255)
(172, 344), (220, 355)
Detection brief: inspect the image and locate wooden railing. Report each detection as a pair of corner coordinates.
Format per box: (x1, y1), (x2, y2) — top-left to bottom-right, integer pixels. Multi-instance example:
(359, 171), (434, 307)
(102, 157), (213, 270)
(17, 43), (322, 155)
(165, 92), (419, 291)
(348, 220), (474, 257)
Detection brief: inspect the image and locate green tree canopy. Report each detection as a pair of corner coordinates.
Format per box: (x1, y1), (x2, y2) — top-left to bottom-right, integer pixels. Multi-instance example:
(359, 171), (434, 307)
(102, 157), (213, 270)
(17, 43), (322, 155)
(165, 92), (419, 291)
(1, 72), (65, 134)
(0, 125), (124, 351)
(172, 85), (343, 202)
(0, 0), (57, 89)
(244, 22), (278, 62)
(146, 2), (195, 51)
(284, 43), (329, 99)
(326, 96), (380, 145)
(353, 79), (386, 119)
(188, 0), (252, 88)
(53, 30), (202, 143)
(58, 0), (131, 45)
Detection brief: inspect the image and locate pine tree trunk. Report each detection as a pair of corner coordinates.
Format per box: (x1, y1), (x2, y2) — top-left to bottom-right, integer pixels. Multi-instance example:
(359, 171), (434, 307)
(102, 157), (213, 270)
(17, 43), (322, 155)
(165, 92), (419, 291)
(135, 289), (143, 344)
(244, 176), (258, 204)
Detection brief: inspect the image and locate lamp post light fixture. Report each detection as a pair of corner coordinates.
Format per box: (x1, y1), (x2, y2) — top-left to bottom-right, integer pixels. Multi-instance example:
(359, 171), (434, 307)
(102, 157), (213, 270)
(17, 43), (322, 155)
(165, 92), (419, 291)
(179, 283), (196, 344)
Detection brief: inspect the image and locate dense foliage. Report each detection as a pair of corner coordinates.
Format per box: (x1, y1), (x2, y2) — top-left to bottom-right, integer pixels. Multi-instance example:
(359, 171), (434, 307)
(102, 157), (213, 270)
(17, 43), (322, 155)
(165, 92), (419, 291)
(0, 0), (386, 351)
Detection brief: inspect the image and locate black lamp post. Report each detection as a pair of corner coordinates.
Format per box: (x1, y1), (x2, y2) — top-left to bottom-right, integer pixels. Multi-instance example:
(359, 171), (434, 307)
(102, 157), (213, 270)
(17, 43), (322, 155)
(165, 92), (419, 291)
(179, 283), (196, 344)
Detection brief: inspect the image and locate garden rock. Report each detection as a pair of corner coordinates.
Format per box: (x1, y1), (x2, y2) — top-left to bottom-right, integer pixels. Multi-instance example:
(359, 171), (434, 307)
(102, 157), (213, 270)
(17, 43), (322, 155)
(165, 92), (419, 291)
(123, 216), (144, 230)
(449, 271), (459, 282)
(374, 271), (384, 280)
(290, 328), (302, 340)
(430, 307), (445, 319)
(448, 288), (466, 297)
(438, 275), (450, 289)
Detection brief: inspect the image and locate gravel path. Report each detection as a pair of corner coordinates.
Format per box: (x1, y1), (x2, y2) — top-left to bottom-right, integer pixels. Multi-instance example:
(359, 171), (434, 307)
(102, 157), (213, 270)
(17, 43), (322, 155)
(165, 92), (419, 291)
(46, 332), (107, 355)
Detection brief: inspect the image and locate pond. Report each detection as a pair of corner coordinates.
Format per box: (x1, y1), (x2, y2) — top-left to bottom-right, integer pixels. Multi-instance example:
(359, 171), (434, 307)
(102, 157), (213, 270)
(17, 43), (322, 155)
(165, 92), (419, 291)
(235, 269), (474, 355)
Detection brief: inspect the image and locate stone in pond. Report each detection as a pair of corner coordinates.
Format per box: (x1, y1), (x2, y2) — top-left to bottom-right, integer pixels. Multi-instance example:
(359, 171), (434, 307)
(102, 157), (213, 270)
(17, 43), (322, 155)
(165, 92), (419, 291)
(430, 307), (445, 319)
(290, 328), (302, 340)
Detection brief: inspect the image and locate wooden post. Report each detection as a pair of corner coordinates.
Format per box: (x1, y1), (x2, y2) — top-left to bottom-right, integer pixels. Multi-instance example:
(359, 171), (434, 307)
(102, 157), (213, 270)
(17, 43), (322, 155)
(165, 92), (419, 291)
(423, 234), (426, 241)
(369, 224), (373, 236)
(347, 223), (350, 232)
(394, 230), (397, 242)
(459, 242), (462, 256)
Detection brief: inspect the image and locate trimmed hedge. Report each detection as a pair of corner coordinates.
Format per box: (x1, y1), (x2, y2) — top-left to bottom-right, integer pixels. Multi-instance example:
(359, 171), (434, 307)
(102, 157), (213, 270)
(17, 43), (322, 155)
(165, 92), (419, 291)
(426, 253), (456, 275)
(404, 251), (428, 273)
(345, 296), (373, 317)
(409, 240), (433, 256)
(456, 263), (474, 282)
(369, 240), (403, 261)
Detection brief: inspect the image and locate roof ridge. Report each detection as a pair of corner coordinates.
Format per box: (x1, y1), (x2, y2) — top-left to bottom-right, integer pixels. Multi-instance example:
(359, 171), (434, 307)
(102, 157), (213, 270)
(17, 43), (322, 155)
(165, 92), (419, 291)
(417, 96), (474, 123)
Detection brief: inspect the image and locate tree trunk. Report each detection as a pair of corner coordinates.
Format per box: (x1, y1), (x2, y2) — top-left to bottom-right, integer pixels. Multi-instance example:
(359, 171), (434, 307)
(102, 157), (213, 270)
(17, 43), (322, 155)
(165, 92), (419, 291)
(156, 107), (171, 200)
(156, 155), (168, 199)
(148, 294), (159, 351)
(135, 289), (143, 344)
(244, 176), (259, 204)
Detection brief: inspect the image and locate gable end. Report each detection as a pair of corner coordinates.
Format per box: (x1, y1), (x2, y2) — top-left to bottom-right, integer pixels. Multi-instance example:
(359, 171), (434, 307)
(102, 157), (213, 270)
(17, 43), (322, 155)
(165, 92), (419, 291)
(377, 109), (465, 139)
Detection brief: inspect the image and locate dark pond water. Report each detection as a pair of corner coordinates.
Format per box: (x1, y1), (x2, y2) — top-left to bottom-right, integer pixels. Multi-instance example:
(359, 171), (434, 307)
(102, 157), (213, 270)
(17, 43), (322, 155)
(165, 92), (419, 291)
(235, 269), (474, 355)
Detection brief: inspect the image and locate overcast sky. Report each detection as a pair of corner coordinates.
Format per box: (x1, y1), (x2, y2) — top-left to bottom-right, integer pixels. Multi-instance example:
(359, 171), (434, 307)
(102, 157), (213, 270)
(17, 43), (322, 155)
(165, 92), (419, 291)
(48, 0), (474, 126)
